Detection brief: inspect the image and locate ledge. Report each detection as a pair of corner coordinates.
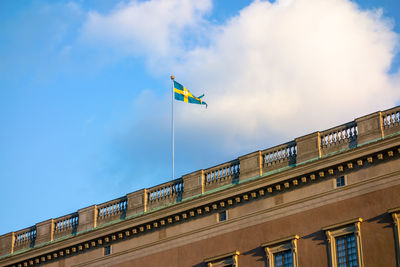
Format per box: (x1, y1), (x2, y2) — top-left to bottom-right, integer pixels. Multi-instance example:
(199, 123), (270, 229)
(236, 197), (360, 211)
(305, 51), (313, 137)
(261, 235), (300, 247)
(322, 217), (363, 231)
(204, 250), (240, 263)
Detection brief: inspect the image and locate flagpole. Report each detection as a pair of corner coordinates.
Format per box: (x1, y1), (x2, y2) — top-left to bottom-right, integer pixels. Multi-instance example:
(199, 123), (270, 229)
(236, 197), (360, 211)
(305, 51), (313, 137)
(170, 75), (175, 180)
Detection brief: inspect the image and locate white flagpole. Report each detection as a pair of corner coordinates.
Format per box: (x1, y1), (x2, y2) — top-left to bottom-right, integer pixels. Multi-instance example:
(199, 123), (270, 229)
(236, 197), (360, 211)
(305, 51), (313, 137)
(170, 75), (175, 180)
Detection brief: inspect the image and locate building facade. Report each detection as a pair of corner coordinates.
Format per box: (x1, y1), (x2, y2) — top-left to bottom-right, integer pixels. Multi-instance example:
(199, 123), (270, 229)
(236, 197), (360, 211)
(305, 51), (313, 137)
(1, 106), (400, 267)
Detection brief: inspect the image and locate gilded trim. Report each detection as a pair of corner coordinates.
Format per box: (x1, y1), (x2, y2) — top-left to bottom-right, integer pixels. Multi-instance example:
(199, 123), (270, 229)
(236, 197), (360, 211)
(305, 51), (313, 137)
(323, 218), (363, 267)
(204, 250), (240, 267)
(388, 207), (400, 267)
(262, 235), (299, 267)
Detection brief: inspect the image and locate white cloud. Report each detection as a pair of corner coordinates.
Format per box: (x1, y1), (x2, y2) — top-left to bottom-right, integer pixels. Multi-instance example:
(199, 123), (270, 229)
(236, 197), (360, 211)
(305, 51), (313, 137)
(82, 0), (400, 156)
(82, 0), (212, 59)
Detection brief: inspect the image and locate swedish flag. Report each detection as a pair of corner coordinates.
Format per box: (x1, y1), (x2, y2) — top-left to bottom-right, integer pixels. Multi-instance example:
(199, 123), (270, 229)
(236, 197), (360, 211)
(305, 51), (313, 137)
(174, 81), (207, 108)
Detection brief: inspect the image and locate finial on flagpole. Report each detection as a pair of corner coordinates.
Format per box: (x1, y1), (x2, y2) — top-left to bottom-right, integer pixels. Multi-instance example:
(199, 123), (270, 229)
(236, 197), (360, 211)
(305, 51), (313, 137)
(170, 75), (175, 80)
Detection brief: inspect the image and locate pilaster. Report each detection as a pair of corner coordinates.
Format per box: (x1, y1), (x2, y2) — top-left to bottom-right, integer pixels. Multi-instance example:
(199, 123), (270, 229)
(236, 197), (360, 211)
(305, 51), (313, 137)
(126, 189), (148, 217)
(35, 219), (54, 245)
(0, 232), (15, 256)
(239, 151), (262, 180)
(77, 205), (98, 233)
(295, 132), (321, 163)
(355, 111), (384, 144)
(182, 170), (204, 199)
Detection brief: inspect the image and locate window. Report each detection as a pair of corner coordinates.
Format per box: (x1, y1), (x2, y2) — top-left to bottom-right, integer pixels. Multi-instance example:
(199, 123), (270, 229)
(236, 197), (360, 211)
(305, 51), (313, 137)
(261, 235), (299, 267)
(336, 234), (358, 266)
(335, 176), (346, 188)
(322, 218), (363, 267)
(219, 211), (227, 222)
(388, 207), (400, 267)
(274, 249), (293, 267)
(104, 245), (111, 256)
(204, 250), (239, 267)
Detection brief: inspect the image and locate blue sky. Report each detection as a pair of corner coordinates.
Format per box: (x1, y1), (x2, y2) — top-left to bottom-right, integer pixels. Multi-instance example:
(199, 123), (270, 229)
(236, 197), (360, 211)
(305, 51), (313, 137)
(0, 0), (399, 235)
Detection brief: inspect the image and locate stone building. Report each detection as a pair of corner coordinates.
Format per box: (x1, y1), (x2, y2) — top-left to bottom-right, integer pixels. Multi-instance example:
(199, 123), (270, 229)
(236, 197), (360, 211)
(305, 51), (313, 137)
(1, 106), (400, 267)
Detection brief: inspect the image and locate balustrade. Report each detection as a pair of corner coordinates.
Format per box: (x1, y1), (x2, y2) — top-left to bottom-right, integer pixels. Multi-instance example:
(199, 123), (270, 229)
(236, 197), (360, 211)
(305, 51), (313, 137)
(320, 121), (357, 153)
(98, 197), (127, 222)
(14, 227), (36, 250)
(204, 160), (240, 185)
(262, 141), (297, 170)
(382, 106), (400, 135)
(2, 105), (400, 258)
(148, 178), (183, 202)
(54, 213), (78, 236)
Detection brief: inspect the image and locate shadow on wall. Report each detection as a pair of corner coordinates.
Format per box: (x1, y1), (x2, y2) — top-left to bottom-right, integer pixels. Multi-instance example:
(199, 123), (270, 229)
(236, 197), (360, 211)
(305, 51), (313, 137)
(243, 246), (268, 267)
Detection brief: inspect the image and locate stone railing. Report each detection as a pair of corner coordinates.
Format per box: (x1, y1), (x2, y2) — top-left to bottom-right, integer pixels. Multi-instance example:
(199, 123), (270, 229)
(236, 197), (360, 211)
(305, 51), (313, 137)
(14, 227), (36, 252)
(262, 141), (297, 172)
(382, 106), (400, 136)
(147, 178), (184, 210)
(97, 197), (127, 224)
(204, 159), (240, 191)
(1, 105), (400, 257)
(320, 121), (358, 155)
(53, 213), (78, 239)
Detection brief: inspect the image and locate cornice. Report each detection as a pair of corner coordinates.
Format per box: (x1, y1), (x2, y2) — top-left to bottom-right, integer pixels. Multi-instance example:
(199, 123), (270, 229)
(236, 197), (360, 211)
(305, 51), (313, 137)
(204, 250), (240, 263)
(66, 169), (400, 267)
(261, 235), (299, 247)
(322, 217), (363, 231)
(2, 134), (400, 267)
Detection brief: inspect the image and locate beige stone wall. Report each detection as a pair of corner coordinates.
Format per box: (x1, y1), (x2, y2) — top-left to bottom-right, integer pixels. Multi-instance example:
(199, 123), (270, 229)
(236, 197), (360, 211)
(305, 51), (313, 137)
(69, 185), (400, 267)
(51, 159), (400, 267)
(1, 106), (400, 267)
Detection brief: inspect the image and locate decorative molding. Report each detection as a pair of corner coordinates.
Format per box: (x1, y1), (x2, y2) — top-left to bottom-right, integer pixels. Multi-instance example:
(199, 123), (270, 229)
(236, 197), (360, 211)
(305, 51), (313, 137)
(262, 235), (299, 267)
(323, 218), (363, 267)
(2, 142), (400, 266)
(388, 207), (400, 267)
(204, 250), (240, 267)
(45, 172), (400, 267)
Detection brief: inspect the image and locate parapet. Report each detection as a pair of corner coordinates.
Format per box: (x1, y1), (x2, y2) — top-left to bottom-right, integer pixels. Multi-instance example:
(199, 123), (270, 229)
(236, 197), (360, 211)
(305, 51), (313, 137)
(0, 105), (399, 257)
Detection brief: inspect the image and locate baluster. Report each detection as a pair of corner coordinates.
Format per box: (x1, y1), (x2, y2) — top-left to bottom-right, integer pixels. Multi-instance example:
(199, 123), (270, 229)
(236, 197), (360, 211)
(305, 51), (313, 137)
(344, 129), (348, 142)
(390, 114), (394, 127)
(386, 114), (389, 127)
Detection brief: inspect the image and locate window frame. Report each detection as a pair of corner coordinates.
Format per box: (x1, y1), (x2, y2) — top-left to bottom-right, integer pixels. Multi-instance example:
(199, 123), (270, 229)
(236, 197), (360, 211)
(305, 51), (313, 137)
(388, 207), (400, 267)
(334, 175), (347, 189)
(218, 210), (228, 222)
(322, 217), (363, 267)
(261, 235), (299, 267)
(204, 250), (240, 267)
(103, 245), (111, 256)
